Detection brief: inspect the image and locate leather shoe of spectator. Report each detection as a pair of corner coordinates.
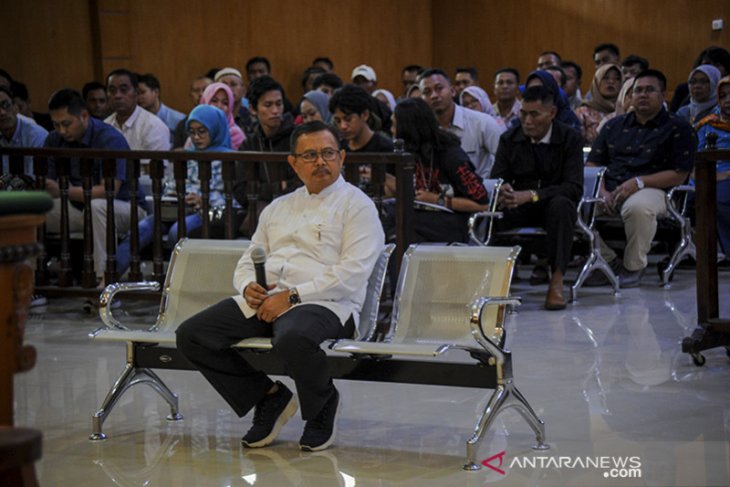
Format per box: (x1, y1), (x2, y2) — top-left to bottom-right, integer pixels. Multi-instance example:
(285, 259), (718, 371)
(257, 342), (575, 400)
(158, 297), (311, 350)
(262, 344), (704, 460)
(544, 284), (567, 310)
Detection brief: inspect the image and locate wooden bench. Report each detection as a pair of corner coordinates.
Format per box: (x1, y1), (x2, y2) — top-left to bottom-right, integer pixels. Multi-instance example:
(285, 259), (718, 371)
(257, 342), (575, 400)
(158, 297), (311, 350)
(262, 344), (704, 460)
(89, 239), (547, 470)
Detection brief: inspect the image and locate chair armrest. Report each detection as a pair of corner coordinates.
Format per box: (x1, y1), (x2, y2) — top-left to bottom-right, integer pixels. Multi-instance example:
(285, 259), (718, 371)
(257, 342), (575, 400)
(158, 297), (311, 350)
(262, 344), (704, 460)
(469, 296), (522, 363)
(665, 185), (695, 222)
(577, 196), (609, 233)
(468, 211), (504, 246)
(98, 281), (162, 331)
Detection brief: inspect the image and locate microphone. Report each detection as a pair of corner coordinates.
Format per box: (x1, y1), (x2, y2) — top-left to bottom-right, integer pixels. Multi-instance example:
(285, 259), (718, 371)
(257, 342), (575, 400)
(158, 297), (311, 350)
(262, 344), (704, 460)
(250, 245), (268, 289)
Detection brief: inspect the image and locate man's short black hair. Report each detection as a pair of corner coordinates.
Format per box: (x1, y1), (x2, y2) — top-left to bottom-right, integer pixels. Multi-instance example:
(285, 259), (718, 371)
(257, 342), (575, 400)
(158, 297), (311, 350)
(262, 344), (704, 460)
(621, 55), (649, 72)
(494, 67), (520, 84)
(540, 51), (562, 62)
(0, 86), (13, 99)
(9, 81), (29, 101)
(312, 72), (343, 91)
(312, 57), (334, 71)
(138, 73), (161, 92)
(560, 61), (582, 81)
(247, 75), (284, 109)
(635, 69), (667, 91)
(106, 68), (139, 89)
(301, 66), (327, 89)
(328, 84), (374, 116)
(48, 88), (87, 116)
(594, 43), (620, 58)
(205, 67), (221, 80)
(246, 56), (271, 73)
(290, 120), (340, 153)
(522, 85), (555, 106)
(545, 65), (567, 87)
(313, 73), (343, 91)
(402, 64), (422, 74)
(419, 68), (450, 83)
(695, 46), (730, 73)
(0, 69), (13, 84)
(82, 81), (106, 99)
(455, 67), (478, 81)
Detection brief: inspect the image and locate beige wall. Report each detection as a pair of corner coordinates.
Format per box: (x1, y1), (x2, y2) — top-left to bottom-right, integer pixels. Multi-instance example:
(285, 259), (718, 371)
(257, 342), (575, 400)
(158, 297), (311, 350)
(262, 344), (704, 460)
(2, 0), (728, 114)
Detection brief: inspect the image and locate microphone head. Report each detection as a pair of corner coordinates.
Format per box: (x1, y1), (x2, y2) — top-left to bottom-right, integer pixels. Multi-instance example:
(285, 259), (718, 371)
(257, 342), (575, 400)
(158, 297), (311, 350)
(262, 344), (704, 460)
(250, 245), (267, 265)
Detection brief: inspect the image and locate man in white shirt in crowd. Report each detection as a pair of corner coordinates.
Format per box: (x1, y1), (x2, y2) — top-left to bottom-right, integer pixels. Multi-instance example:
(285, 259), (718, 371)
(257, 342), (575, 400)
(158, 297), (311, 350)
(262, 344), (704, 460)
(419, 68), (504, 178)
(176, 121), (384, 452)
(104, 69), (170, 154)
(136, 73), (185, 146)
(492, 68), (522, 128)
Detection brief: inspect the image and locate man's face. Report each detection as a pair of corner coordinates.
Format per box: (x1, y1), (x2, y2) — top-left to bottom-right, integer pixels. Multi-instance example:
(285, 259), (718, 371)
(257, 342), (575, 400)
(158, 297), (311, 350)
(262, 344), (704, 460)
(353, 75), (375, 93)
(288, 130), (344, 194)
(494, 72), (518, 102)
(419, 74), (455, 116)
(594, 49), (619, 67)
(622, 63), (642, 79)
(50, 107), (90, 143)
(107, 74), (137, 117)
(562, 66), (580, 97)
(332, 108), (368, 143)
(719, 84), (730, 119)
(0, 91), (18, 134)
(401, 69), (418, 93)
(631, 76), (664, 118)
(252, 89), (283, 133)
(317, 84), (335, 97)
(454, 72), (476, 96)
(190, 78), (211, 105)
(537, 54), (560, 70)
(85, 88), (109, 118)
(519, 99), (556, 140)
(219, 75), (245, 104)
(247, 62), (269, 82)
(136, 82), (158, 111)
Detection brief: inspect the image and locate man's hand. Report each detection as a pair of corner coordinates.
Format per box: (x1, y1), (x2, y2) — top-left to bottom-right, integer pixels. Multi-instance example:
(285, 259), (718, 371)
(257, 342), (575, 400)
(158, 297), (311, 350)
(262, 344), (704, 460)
(185, 193), (202, 210)
(498, 183), (531, 209)
(244, 282), (276, 309)
(415, 189), (439, 204)
(256, 290), (291, 323)
(608, 178), (640, 213)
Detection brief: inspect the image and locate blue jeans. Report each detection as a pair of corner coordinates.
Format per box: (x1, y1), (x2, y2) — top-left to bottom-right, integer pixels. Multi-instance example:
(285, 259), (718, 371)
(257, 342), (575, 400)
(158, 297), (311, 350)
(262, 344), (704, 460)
(116, 212), (203, 276)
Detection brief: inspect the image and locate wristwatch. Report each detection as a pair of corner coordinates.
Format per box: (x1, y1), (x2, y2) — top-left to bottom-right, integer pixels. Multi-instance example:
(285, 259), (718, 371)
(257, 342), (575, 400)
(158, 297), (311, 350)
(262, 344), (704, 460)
(530, 190), (540, 203)
(436, 193), (446, 206)
(288, 287), (301, 305)
(635, 177), (645, 190)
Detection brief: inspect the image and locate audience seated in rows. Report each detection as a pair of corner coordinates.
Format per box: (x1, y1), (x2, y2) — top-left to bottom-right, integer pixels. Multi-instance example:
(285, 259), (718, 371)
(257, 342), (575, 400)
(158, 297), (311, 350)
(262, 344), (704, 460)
(137, 73), (185, 146)
(490, 85), (584, 310)
(676, 64), (722, 127)
(460, 85), (499, 120)
(492, 68), (522, 127)
(82, 81), (110, 120)
(214, 67), (253, 134)
(299, 90), (332, 124)
(419, 68), (504, 179)
(575, 63), (623, 144)
(586, 69), (694, 288)
(524, 70), (582, 133)
(0, 86), (48, 176)
(188, 82), (245, 150)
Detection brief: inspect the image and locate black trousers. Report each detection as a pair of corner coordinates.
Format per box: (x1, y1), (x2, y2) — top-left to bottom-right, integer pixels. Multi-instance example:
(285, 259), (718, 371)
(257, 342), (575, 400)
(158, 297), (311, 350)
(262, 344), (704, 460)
(495, 195), (577, 274)
(176, 298), (355, 420)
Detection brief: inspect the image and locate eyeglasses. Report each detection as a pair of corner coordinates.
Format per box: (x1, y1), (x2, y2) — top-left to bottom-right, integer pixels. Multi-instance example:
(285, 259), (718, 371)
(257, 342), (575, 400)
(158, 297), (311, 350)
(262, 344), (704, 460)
(294, 148), (340, 163)
(0, 99), (13, 110)
(632, 86), (660, 95)
(187, 127), (209, 137)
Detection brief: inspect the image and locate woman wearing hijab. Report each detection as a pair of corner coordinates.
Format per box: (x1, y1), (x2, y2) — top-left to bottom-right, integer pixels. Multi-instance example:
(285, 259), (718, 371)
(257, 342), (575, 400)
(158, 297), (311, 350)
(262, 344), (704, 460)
(459, 85), (500, 121)
(116, 105), (234, 274)
(299, 90), (332, 123)
(372, 89), (397, 111)
(575, 64), (623, 144)
(677, 64), (722, 126)
(695, 75), (730, 256)
(523, 70), (582, 133)
(193, 82), (245, 149)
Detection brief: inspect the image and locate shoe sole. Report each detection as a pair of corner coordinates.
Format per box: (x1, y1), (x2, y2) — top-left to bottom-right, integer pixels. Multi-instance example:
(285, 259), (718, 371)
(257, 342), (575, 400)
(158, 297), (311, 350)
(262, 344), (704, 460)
(300, 395), (340, 452)
(242, 395), (299, 448)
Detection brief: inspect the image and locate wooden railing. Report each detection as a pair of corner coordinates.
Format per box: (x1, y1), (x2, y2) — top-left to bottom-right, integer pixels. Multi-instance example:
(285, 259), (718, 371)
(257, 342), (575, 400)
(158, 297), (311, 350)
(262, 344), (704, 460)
(1, 147), (415, 292)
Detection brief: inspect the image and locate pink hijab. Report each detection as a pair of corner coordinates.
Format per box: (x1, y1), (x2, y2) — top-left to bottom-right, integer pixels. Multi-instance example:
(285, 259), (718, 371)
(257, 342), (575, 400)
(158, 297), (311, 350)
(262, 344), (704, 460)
(200, 82), (245, 149)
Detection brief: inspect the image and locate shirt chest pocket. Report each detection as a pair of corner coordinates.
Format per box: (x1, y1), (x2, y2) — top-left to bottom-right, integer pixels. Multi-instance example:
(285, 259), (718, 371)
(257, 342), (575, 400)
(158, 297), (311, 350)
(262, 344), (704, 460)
(309, 222), (342, 265)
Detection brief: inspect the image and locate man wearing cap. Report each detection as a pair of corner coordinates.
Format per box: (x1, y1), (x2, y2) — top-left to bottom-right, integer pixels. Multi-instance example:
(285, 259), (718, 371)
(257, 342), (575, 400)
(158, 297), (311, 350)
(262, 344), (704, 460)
(215, 67), (253, 133)
(351, 65), (378, 94)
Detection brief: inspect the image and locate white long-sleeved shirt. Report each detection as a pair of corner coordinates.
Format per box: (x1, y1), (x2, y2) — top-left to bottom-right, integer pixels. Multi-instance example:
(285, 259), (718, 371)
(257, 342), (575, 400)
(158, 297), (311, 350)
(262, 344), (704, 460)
(232, 176), (384, 326)
(105, 105), (170, 151)
(448, 105), (505, 180)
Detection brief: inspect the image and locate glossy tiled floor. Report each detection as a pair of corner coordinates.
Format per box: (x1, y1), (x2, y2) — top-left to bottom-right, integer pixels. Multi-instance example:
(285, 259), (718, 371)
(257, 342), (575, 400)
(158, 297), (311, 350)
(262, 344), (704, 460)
(13, 264), (730, 487)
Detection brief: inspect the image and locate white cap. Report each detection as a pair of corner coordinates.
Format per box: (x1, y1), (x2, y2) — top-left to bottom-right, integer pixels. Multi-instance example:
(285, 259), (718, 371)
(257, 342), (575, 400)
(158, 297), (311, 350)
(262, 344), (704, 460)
(351, 65), (377, 82)
(214, 67), (243, 82)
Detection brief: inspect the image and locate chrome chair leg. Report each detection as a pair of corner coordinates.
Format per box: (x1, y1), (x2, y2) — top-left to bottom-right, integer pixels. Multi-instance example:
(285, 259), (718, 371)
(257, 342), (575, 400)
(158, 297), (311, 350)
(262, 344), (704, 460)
(662, 234), (696, 288)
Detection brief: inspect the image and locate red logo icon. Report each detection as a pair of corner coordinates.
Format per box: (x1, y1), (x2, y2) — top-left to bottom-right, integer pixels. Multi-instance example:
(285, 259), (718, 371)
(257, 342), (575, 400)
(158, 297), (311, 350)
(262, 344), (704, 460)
(481, 451), (507, 475)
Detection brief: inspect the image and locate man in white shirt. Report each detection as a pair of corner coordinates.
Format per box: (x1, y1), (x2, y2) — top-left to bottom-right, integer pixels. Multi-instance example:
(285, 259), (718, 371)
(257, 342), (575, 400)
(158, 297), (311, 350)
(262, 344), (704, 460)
(103, 69), (170, 153)
(136, 73), (185, 146)
(176, 121), (384, 452)
(419, 68), (504, 179)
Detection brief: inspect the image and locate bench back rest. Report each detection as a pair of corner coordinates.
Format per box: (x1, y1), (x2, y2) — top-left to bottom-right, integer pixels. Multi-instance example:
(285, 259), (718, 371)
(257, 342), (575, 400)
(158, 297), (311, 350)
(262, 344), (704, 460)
(357, 243), (396, 340)
(154, 238), (250, 331)
(387, 244), (520, 344)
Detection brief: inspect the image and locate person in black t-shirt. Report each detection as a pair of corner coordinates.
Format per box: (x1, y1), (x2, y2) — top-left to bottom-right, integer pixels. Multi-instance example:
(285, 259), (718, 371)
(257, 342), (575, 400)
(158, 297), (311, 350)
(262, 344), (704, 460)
(329, 85), (393, 153)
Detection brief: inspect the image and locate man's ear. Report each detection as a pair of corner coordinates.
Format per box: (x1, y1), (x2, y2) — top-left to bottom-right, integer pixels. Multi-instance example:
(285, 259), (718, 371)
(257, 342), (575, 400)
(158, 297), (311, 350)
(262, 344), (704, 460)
(287, 154), (297, 170)
(550, 105), (558, 119)
(362, 109), (370, 122)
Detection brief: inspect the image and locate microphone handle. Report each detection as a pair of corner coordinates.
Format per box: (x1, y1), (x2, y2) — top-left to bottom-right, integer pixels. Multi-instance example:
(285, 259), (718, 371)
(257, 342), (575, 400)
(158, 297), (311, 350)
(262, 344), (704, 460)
(254, 263), (267, 288)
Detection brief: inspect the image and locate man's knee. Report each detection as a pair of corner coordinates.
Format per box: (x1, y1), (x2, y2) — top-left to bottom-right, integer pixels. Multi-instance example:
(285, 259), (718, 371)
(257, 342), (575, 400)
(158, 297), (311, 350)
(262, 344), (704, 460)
(547, 195), (576, 216)
(175, 317), (205, 352)
(272, 327), (319, 357)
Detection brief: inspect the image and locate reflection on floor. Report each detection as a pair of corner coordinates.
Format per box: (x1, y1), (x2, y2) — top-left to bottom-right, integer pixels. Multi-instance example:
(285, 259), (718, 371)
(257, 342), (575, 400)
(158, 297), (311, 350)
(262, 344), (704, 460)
(14, 265), (730, 487)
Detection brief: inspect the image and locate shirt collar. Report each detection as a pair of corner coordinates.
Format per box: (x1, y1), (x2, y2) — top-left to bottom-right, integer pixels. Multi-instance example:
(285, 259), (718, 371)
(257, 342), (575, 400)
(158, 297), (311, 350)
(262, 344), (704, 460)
(81, 117), (97, 146)
(532, 122), (553, 144)
(627, 107), (668, 127)
(450, 104), (466, 130)
(304, 174), (345, 198)
(117, 105), (142, 129)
